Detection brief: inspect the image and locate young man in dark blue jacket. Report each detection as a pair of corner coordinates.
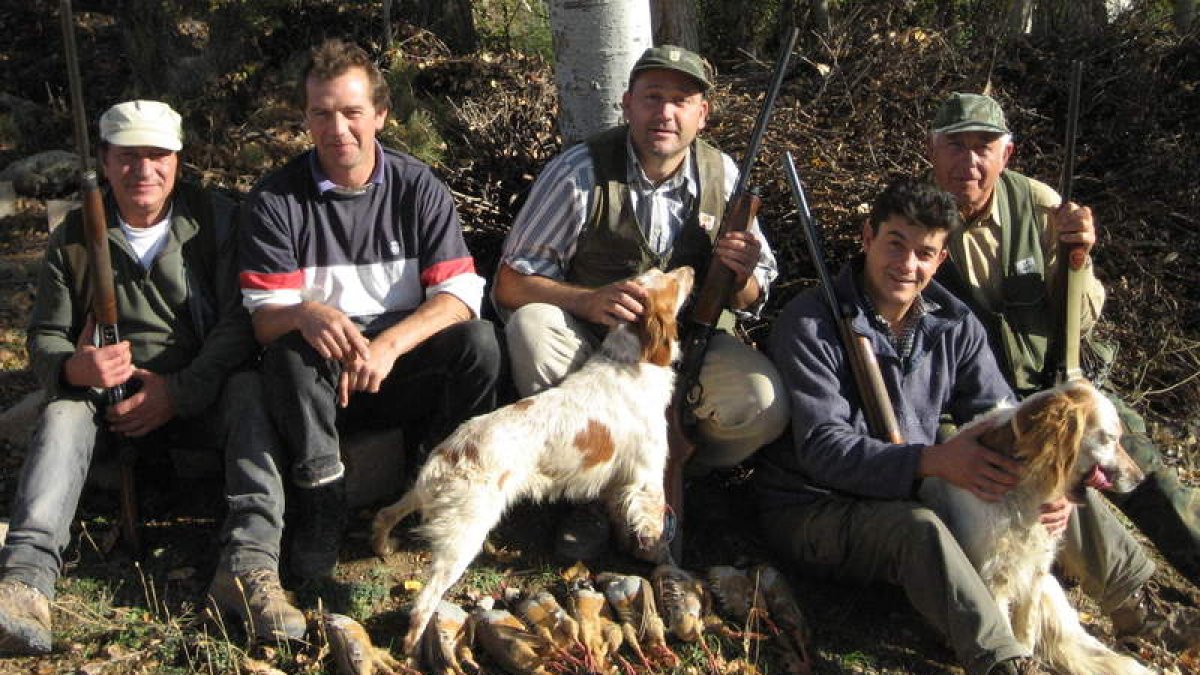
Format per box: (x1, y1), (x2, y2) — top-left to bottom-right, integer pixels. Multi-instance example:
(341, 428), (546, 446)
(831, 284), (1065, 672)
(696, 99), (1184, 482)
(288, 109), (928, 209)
(756, 178), (1157, 675)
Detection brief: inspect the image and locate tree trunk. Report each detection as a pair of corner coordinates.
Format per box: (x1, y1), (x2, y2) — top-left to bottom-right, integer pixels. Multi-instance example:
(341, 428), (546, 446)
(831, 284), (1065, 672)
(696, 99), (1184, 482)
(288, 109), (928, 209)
(396, 0), (477, 53)
(1006, 0), (1033, 35)
(383, 0), (393, 51)
(1176, 0), (1196, 32)
(118, 0), (176, 96)
(810, 0), (831, 35)
(549, 0), (653, 144)
(650, 0), (700, 50)
(1034, 0), (1107, 38)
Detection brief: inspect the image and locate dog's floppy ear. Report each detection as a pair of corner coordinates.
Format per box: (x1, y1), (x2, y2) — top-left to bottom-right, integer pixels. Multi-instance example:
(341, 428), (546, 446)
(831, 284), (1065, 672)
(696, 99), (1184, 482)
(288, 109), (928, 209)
(634, 277), (679, 367)
(1013, 385), (1093, 498)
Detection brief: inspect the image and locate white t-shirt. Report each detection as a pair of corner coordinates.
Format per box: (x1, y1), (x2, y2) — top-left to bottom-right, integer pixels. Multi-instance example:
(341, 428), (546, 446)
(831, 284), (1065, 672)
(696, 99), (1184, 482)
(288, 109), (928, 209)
(119, 208), (172, 270)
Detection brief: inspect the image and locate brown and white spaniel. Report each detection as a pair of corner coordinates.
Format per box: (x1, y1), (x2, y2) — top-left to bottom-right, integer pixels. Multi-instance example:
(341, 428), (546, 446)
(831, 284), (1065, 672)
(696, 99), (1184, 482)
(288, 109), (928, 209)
(371, 266), (694, 654)
(922, 380), (1152, 674)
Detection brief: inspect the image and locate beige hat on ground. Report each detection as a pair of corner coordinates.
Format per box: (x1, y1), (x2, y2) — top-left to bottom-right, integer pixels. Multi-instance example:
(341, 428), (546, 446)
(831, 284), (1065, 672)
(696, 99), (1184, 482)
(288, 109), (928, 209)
(99, 100), (183, 151)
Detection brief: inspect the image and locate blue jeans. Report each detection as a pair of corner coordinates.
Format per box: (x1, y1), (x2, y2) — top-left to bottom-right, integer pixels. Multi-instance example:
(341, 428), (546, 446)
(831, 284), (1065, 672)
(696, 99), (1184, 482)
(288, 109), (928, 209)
(0, 395), (100, 600)
(260, 319), (502, 488)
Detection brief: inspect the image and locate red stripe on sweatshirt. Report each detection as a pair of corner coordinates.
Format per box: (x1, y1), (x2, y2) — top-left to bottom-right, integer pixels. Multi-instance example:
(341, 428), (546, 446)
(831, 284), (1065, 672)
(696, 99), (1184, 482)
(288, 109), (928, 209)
(240, 270), (305, 291)
(421, 257), (476, 287)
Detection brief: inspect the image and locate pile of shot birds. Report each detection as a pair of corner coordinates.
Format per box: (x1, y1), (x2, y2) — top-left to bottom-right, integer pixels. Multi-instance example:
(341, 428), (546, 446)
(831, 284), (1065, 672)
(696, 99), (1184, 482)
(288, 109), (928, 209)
(321, 561), (812, 675)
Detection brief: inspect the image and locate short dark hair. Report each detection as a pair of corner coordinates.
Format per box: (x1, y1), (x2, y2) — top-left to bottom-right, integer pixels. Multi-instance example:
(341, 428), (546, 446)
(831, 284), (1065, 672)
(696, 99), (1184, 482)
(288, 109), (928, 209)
(299, 38), (390, 111)
(868, 177), (961, 237)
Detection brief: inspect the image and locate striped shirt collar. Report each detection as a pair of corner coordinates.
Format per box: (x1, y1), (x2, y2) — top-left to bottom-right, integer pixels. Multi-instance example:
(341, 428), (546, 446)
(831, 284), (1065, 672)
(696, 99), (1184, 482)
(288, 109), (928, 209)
(624, 135), (700, 200)
(310, 141), (386, 195)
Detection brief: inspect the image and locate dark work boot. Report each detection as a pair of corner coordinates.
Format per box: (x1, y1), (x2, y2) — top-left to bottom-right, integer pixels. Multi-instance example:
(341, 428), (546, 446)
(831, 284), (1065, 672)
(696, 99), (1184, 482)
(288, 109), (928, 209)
(207, 567), (306, 642)
(1110, 582), (1200, 651)
(1111, 472), (1200, 586)
(289, 479), (347, 580)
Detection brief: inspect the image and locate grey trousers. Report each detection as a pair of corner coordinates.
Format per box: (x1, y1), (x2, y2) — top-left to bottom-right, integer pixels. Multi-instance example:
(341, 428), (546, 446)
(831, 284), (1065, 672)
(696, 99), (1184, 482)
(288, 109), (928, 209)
(759, 489), (1153, 675)
(216, 370), (288, 575)
(0, 370), (278, 597)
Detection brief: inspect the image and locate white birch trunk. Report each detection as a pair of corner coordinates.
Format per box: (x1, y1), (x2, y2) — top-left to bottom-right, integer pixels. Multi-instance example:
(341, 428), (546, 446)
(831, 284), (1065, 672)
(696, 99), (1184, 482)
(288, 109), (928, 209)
(650, 0), (700, 50)
(549, 0), (654, 144)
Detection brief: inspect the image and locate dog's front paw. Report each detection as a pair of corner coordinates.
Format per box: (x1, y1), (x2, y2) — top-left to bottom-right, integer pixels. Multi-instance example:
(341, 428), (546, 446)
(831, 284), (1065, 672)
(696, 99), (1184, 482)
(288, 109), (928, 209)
(632, 534), (670, 564)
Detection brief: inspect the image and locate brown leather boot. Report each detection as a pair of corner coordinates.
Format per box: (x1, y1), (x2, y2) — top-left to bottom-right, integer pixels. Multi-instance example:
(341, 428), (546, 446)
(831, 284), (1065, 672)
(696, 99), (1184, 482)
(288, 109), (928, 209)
(0, 579), (52, 655)
(207, 568), (307, 642)
(1109, 582), (1200, 651)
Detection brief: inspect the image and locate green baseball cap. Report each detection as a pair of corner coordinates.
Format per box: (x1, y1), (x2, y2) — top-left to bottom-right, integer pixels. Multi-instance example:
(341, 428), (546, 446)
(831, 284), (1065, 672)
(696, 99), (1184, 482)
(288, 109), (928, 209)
(629, 45), (712, 91)
(931, 92), (1009, 135)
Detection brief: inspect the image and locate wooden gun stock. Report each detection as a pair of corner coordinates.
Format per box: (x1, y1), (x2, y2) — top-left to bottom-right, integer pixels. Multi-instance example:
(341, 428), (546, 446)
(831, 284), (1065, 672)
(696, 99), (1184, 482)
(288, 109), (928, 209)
(689, 191), (762, 326)
(81, 172), (121, 349)
(839, 324), (903, 444)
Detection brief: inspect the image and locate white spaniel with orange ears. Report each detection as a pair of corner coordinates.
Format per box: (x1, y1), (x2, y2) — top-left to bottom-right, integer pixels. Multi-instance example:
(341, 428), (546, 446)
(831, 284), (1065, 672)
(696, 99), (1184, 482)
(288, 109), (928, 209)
(371, 266), (694, 655)
(922, 380), (1152, 675)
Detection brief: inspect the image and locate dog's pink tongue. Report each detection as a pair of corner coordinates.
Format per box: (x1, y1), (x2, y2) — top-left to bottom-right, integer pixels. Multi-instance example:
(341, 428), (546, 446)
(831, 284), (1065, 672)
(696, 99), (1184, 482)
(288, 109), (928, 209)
(1085, 465), (1113, 491)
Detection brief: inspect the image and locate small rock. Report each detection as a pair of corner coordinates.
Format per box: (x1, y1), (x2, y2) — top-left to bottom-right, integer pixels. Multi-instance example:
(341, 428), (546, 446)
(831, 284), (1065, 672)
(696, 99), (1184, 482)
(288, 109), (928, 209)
(0, 150), (81, 198)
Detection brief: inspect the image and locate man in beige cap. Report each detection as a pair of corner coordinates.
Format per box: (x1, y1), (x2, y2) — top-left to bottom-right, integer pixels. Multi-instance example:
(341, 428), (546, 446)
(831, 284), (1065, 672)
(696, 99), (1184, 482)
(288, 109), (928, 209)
(492, 45), (788, 560)
(928, 92), (1200, 655)
(0, 100), (305, 654)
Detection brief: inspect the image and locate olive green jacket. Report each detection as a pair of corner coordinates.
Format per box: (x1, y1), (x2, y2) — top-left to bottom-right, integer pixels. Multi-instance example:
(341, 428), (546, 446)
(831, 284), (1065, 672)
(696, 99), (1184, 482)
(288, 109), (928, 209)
(27, 182), (255, 417)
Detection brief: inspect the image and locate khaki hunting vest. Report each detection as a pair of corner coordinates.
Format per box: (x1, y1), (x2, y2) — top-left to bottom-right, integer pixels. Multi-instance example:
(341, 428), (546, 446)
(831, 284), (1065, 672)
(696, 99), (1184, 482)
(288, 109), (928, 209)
(938, 170), (1051, 396)
(567, 125), (734, 330)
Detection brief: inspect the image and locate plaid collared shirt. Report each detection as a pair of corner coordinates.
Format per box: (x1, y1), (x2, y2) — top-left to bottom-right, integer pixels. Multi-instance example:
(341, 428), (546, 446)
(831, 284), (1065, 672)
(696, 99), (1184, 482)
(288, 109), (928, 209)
(860, 290), (940, 366)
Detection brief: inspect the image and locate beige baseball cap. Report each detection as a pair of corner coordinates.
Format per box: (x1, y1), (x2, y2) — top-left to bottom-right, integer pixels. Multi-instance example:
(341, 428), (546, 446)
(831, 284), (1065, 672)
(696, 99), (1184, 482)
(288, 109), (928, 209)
(99, 100), (183, 151)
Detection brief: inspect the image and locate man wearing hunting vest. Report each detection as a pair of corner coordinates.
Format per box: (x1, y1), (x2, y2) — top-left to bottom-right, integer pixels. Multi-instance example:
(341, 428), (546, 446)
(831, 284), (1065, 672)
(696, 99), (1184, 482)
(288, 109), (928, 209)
(493, 45), (788, 560)
(928, 91), (1200, 646)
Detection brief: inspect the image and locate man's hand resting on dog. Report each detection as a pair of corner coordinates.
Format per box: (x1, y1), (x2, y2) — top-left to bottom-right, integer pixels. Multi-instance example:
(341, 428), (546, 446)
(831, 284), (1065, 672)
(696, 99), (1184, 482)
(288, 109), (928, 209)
(1038, 496), (1074, 536)
(572, 280), (647, 327)
(919, 421), (1024, 502)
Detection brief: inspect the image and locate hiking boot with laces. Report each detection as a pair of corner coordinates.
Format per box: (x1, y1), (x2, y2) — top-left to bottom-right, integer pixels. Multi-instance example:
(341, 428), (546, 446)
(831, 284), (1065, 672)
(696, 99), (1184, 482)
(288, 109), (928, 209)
(1110, 582), (1200, 651)
(207, 568), (307, 641)
(554, 502), (610, 561)
(0, 579), (51, 655)
(289, 478), (347, 579)
(988, 656), (1050, 675)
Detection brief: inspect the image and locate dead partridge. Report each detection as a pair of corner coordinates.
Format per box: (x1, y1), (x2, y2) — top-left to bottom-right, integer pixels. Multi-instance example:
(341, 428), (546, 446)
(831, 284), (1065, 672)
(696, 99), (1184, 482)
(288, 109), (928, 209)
(419, 600), (480, 675)
(752, 564), (814, 675)
(516, 589), (581, 654)
(707, 565), (770, 627)
(596, 572), (678, 669)
(471, 608), (552, 675)
(566, 583), (624, 673)
(322, 612), (406, 675)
